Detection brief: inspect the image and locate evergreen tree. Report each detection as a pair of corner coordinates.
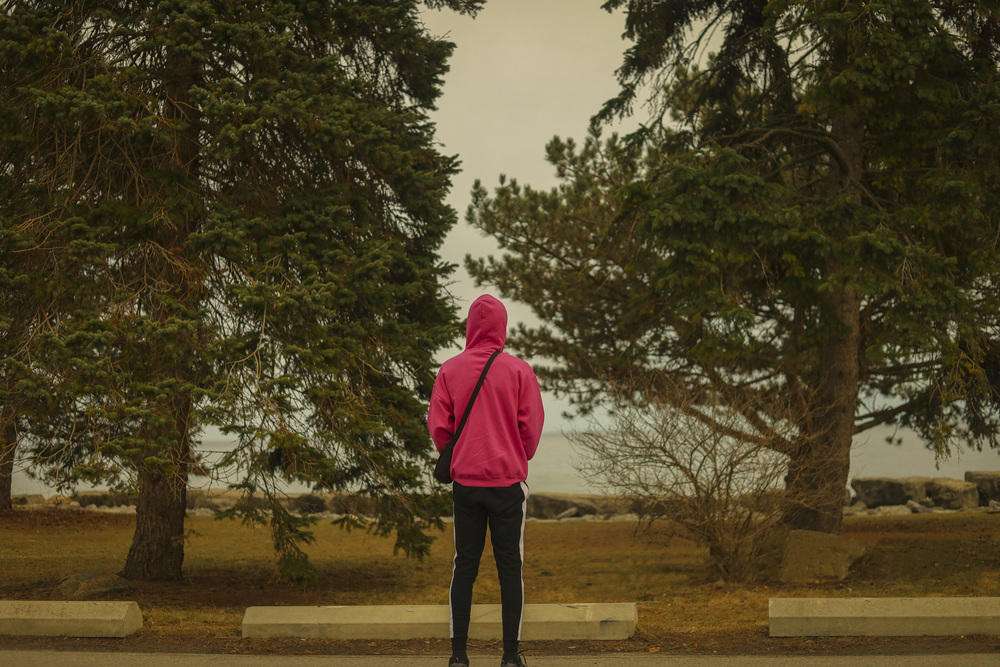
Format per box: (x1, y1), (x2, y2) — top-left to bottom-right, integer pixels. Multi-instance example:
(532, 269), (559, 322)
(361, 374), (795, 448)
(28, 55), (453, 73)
(0, 2), (100, 511)
(0, 0), (465, 579)
(468, 0), (1000, 533)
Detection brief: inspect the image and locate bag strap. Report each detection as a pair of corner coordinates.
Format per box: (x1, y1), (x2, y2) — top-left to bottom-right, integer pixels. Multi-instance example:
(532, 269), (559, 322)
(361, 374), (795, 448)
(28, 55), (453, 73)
(449, 349), (501, 447)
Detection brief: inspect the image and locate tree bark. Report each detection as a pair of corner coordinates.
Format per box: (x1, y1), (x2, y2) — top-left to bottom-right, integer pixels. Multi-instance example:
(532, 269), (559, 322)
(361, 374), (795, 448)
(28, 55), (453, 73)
(120, 463), (188, 580)
(0, 419), (16, 511)
(783, 287), (860, 534)
(120, 403), (190, 581)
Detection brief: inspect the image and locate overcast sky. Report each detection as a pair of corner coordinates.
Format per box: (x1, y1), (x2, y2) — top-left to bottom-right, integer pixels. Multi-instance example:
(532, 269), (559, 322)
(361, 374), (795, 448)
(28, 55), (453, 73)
(421, 1), (634, 321)
(419, 1), (637, 428)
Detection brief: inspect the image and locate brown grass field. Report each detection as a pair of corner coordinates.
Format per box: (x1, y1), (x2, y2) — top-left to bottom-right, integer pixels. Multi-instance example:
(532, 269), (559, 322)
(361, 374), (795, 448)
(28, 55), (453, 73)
(2, 508), (1000, 656)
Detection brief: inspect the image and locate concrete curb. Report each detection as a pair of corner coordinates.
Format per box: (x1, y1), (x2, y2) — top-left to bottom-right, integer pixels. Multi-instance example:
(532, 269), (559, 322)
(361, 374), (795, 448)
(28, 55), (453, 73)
(242, 602), (637, 640)
(0, 601), (142, 637)
(3, 652), (1000, 667)
(770, 597), (1000, 636)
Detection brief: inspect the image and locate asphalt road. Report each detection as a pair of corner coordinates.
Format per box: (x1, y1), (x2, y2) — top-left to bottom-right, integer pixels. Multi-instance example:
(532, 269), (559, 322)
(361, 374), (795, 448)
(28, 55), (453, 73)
(3, 652), (1000, 666)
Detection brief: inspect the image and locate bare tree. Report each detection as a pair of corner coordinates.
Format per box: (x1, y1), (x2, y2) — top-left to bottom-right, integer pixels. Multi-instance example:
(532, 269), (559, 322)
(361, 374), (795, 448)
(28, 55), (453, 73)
(573, 375), (832, 582)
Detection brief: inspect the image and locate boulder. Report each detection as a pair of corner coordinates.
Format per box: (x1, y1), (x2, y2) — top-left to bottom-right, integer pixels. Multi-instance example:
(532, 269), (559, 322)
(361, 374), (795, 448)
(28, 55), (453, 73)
(289, 493), (327, 515)
(50, 572), (134, 601)
(187, 489), (242, 511)
(906, 499), (933, 514)
(45, 495), (79, 508)
(526, 493), (604, 519)
(73, 491), (136, 508)
(850, 477), (930, 508)
(871, 504), (914, 516)
(10, 494), (45, 506)
(325, 493), (376, 517)
(842, 501), (869, 517)
(965, 471), (1000, 506)
(927, 477), (979, 510)
(730, 490), (786, 518)
(756, 529), (867, 583)
(554, 507), (579, 520)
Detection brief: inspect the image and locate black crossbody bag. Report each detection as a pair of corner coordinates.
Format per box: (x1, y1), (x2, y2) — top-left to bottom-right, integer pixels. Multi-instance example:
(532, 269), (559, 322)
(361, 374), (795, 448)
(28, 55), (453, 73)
(433, 349), (501, 485)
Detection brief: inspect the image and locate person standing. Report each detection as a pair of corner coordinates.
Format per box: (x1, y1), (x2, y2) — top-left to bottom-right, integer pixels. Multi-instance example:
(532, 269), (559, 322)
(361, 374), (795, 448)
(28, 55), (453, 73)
(428, 294), (544, 667)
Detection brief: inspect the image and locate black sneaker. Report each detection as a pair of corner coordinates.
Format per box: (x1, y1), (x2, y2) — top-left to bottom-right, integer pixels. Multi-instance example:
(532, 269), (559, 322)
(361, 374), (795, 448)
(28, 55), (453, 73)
(500, 652), (527, 667)
(449, 656), (469, 667)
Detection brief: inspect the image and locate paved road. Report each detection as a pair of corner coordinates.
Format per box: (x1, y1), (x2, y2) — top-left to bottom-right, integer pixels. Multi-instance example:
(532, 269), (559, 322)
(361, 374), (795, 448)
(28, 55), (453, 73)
(3, 652), (1000, 666)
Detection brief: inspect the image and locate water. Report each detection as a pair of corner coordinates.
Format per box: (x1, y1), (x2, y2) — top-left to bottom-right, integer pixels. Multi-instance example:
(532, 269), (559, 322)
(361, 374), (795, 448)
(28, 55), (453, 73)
(11, 424), (1000, 498)
(525, 433), (596, 494)
(529, 425), (1000, 495)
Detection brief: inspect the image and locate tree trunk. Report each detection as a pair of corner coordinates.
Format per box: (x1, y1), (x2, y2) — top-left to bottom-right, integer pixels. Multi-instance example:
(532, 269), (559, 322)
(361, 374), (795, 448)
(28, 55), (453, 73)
(0, 419), (16, 511)
(120, 465), (188, 580)
(120, 416), (190, 581)
(783, 288), (860, 533)
(783, 92), (865, 533)
(119, 20), (202, 582)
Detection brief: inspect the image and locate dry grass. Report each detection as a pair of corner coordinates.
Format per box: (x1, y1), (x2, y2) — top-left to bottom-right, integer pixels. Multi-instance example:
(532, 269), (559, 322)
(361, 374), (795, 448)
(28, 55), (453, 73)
(2, 508), (1000, 655)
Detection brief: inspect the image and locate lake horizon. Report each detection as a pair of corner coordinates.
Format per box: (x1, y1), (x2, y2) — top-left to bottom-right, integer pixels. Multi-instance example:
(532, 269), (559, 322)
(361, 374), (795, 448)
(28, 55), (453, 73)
(10, 424), (1000, 498)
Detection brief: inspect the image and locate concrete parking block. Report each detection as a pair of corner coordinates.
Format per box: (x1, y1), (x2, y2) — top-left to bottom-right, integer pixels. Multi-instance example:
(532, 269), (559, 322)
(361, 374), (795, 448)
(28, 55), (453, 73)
(770, 597), (1000, 636)
(242, 603), (636, 640)
(0, 601), (143, 637)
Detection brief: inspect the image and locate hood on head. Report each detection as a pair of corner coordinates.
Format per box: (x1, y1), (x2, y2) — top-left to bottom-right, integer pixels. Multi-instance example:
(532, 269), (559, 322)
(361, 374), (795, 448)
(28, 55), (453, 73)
(465, 294), (507, 351)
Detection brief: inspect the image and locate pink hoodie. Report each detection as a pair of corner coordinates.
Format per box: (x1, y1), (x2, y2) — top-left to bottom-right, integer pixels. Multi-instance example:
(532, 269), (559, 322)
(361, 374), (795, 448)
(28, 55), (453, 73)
(428, 295), (544, 487)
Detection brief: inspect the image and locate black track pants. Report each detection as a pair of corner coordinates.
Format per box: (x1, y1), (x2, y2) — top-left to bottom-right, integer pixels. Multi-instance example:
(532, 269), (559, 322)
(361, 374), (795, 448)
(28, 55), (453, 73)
(449, 481), (528, 649)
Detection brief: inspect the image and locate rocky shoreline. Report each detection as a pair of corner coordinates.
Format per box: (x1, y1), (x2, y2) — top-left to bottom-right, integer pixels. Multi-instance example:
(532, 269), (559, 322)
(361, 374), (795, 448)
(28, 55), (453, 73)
(10, 471), (1000, 522)
(846, 471), (1000, 516)
(8, 490), (640, 522)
